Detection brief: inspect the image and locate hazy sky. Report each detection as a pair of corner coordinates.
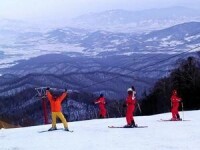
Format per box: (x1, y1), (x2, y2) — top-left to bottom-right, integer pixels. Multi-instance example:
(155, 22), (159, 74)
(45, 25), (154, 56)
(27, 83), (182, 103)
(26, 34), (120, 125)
(0, 0), (199, 24)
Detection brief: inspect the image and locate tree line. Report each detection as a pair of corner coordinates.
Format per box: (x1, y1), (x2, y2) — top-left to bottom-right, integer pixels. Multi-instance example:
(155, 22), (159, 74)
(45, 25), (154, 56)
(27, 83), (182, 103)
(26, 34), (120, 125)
(140, 55), (200, 115)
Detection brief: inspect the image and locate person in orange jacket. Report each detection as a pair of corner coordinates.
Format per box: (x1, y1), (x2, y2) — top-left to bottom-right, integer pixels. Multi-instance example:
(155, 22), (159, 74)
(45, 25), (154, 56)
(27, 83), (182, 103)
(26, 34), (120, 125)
(171, 89), (182, 121)
(124, 88), (137, 128)
(46, 87), (69, 131)
(95, 94), (107, 118)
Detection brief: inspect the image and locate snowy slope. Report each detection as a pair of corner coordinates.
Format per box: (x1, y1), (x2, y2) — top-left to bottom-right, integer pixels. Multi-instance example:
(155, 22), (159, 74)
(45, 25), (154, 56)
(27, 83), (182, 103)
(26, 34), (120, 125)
(0, 110), (199, 150)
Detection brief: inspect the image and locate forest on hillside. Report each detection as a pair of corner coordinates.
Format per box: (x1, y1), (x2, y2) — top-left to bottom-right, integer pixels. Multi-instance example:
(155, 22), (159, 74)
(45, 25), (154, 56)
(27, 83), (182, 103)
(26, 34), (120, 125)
(140, 54), (200, 115)
(0, 53), (199, 127)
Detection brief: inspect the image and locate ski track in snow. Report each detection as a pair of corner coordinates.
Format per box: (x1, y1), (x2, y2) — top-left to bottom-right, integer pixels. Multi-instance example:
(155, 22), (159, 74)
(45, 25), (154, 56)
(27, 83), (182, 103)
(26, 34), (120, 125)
(0, 111), (199, 150)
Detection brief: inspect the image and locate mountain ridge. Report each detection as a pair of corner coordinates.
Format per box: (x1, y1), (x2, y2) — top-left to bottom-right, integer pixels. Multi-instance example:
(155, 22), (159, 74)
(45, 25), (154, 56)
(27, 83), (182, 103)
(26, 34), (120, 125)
(72, 7), (200, 32)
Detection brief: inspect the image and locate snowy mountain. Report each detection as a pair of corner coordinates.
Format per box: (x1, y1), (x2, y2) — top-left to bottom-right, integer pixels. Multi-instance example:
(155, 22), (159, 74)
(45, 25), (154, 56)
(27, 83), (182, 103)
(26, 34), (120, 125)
(0, 21), (199, 69)
(72, 7), (200, 32)
(1, 52), (197, 100)
(0, 110), (199, 150)
(0, 22), (199, 99)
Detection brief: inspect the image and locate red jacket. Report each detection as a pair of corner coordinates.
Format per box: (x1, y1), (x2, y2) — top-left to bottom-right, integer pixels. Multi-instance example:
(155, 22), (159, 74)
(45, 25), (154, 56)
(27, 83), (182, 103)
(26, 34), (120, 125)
(126, 94), (136, 107)
(95, 97), (106, 109)
(46, 90), (67, 112)
(95, 97), (107, 117)
(125, 94), (136, 125)
(171, 95), (181, 105)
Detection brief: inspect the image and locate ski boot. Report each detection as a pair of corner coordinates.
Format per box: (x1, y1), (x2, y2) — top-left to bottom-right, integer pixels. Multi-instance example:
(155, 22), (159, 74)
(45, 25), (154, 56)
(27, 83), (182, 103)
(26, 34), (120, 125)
(176, 114), (182, 121)
(48, 127), (57, 131)
(131, 120), (138, 128)
(171, 118), (178, 121)
(124, 124), (132, 128)
(64, 127), (69, 131)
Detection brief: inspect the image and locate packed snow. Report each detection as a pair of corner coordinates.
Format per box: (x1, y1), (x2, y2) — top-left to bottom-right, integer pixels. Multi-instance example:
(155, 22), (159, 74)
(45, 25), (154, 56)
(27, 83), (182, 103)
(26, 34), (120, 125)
(0, 110), (199, 150)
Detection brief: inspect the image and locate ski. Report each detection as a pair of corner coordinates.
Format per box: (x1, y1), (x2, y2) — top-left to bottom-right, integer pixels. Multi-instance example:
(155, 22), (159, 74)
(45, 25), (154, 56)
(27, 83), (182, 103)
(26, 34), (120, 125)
(108, 125), (148, 128)
(38, 128), (73, 133)
(159, 119), (190, 122)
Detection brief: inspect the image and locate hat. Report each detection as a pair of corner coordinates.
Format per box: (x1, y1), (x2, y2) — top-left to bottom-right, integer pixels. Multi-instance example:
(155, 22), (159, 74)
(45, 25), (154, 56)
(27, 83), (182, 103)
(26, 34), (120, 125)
(100, 93), (104, 97)
(127, 88), (133, 92)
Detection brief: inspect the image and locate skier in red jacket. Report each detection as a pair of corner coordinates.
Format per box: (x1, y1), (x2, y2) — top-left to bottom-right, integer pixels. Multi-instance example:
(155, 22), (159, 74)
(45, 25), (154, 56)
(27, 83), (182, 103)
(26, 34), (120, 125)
(46, 87), (69, 131)
(95, 94), (107, 118)
(124, 88), (137, 128)
(171, 89), (182, 121)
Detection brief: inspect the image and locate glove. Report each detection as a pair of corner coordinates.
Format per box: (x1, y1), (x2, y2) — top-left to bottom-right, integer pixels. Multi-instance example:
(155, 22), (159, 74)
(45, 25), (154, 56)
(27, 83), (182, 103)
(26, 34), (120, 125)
(46, 87), (50, 91)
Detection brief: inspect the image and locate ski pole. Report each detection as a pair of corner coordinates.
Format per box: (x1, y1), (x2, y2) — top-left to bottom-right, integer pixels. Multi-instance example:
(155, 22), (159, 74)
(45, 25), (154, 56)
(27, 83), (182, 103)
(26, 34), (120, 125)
(181, 102), (184, 121)
(137, 103), (142, 114)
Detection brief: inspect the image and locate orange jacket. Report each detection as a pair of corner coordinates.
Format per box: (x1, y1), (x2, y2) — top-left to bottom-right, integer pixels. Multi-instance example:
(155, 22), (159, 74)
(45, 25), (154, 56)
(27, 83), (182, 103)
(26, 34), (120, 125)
(46, 90), (67, 112)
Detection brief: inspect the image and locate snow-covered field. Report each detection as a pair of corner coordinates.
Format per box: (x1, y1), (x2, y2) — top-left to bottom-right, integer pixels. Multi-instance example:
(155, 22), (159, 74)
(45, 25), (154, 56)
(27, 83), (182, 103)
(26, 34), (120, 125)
(0, 110), (199, 150)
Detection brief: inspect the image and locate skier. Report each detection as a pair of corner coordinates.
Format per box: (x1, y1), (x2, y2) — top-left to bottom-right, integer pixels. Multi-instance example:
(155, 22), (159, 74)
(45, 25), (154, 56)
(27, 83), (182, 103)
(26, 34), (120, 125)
(124, 88), (137, 128)
(46, 87), (69, 131)
(171, 89), (182, 121)
(94, 94), (107, 118)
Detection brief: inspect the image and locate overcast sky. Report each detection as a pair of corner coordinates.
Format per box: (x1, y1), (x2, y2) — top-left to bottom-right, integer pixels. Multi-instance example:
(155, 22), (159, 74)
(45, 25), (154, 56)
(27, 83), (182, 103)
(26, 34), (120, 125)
(0, 0), (199, 24)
